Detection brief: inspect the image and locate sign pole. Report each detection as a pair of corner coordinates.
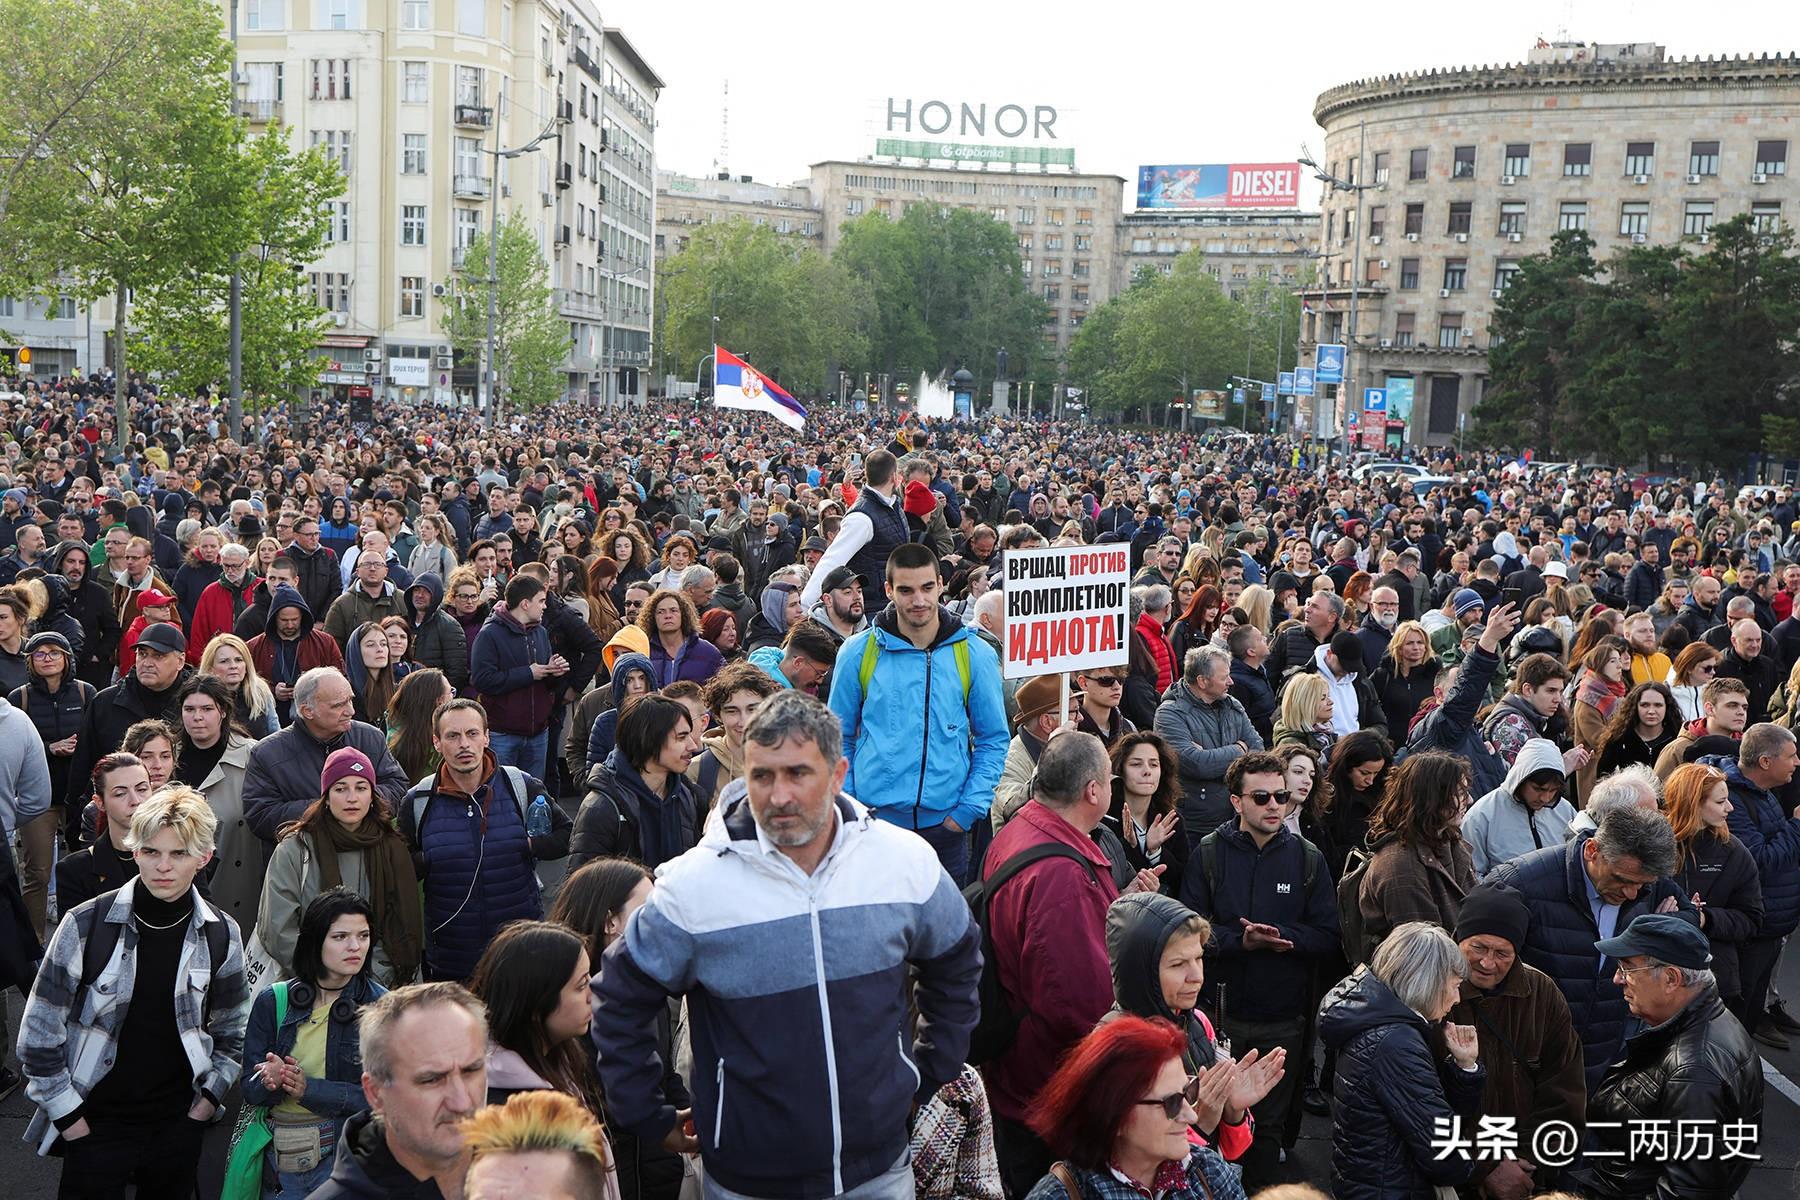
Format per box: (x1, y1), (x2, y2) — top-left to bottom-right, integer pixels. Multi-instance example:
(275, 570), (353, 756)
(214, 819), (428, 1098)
(1061, 671), (1071, 730)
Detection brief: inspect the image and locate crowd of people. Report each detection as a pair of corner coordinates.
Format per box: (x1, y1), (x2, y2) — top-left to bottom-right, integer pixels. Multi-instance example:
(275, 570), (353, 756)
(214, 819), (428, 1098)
(0, 375), (1789, 1200)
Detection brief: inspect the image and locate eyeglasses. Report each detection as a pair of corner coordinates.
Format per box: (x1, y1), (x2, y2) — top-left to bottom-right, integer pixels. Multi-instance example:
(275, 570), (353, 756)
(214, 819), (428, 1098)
(1240, 789), (1290, 807)
(1615, 962), (1669, 978)
(29, 648), (64, 659)
(1137, 1076), (1201, 1120)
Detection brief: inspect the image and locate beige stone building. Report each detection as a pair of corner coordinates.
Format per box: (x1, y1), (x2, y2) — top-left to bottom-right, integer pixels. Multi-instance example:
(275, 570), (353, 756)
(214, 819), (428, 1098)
(1306, 41), (1800, 447)
(655, 171), (823, 260)
(807, 160), (1126, 352)
(1115, 210), (1320, 297)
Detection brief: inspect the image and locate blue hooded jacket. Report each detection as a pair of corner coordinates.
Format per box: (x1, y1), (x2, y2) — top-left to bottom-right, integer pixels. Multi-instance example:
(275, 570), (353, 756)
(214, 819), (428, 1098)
(586, 652), (655, 774)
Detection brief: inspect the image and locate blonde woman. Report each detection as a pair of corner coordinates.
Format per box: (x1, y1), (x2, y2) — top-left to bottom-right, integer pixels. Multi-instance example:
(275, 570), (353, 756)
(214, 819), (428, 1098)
(1369, 620), (1437, 739)
(1273, 672), (1336, 755)
(1237, 584), (1275, 635)
(200, 632), (280, 737)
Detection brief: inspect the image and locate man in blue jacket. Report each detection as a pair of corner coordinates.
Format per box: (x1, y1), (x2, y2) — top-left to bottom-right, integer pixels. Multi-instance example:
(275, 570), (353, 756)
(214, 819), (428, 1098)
(1485, 802), (1697, 1089)
(1714, 723), (1800, 1046)
(470, 575), (569, 773)
(1181, 750), (1337, 1190)
(591, 691), (980, 1200)
(827, 542), (1007, 884)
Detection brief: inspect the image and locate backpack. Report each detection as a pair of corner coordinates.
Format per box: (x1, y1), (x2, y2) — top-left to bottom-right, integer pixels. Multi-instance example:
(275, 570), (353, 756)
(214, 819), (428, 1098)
(406, 765), (537, 837)
(1195, 831), (1323, 908)
(1335, 846), (1376, 967)
(71, 888), (232, 1021)
(960, 843), (1101, 1066)
(858, 633), (972, 702)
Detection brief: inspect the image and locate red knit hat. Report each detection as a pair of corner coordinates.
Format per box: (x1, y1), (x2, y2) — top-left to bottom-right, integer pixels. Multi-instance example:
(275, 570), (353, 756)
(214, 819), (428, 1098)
(903, 480), (937, 519)
(321, 747), (376, 796)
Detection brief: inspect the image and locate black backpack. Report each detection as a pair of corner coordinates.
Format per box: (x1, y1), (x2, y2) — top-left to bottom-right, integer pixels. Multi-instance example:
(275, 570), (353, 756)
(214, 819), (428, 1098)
(961, 844), (1101, 1066)
(1335, 847), (1376, 967)
(70, 888), (232, 1019)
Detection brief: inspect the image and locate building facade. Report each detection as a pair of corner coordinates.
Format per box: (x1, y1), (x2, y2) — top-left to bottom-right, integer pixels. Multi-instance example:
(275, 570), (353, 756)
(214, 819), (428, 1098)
(0, 294), (107, 379)
(228, 0), (658, 408)
(1115, 210), (1320, 297)
(1305, 41), (1800, 447)
(654, 171), (823, 261)
(807, 159), (1126, 352)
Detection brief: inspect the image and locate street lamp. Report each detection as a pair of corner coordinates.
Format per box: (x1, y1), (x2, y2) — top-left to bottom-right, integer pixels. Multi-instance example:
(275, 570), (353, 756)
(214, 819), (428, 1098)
(1298, 118), (1371, 465)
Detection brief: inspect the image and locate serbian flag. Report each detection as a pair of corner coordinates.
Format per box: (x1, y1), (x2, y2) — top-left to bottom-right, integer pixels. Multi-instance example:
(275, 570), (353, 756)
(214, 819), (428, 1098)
(713, 345), (806, 430)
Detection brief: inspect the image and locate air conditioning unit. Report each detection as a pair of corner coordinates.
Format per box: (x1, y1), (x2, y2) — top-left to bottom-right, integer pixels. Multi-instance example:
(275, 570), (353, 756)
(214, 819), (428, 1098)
(1490, 288), (1504, 299)
(1462, 328), (1475, 338)
(435, 354), (453, 368)
(431, 282), (448, 297)
(543, 60), (555, 77)
(540, 191), (553, 207)
(1455, 232), (1469, 243)
(1377, 259), (1389, 269)
(332, 312), (348, 327)
(1369, 234), (1382, 246)
(1439, 288), (1451, 297)
(365, 347), (383, 361)
(1406, 232), (1419, 242)
(1753, 172), (1769, 184)
(1500, 175), (1516, 185)
(1507, 232), (1522, 242)
(1686, 174), (1702, 184)
(1631, 232), (1648, 244)
(1378, 338), (1393, 348)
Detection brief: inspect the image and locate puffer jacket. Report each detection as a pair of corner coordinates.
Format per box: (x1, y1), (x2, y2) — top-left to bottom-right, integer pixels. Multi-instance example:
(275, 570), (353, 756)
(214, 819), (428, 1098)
(1227, 655), (1277, 744)
(1404, 643), (1509, 796)
(569, 747), (701, 874)
(172, 557), (222, 627)
(1318, 968), (1486, 1200)
(1484, 835), (1697, 1088)
(242, 718), (411, 848)
(1671, 825), (1763, 1000)
(186, 569), (260, 664)
(1460, 738), (1575, 877)
(403, 572), (468, 691)
(1567, 986), (1763, 1200)
(1153, 680), (1261, 843)
(11, 673), (94, 815)
(469, 603), (556, 735)
(1714, 752), (1800, 937)
(826, 604), (1008, 834)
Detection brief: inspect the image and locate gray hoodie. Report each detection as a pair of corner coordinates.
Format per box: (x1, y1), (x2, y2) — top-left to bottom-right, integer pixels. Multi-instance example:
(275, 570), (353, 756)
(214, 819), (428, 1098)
(1460, 737), (1575, 877)
(0, 694), (50, 835)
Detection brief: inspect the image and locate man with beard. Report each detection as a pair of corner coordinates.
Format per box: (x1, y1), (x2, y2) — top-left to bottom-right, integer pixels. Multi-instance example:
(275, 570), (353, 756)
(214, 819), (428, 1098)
(66, 623), (196, 814)
(51, 539), (120, 689)
(186, 542), (259, 663)
(1355, 585), (1402, 668)
(808, 565), (867, 644)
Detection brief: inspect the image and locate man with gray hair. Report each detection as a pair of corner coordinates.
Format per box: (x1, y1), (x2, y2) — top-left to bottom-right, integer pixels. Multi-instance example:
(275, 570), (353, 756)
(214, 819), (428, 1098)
(187, 540), (260, 662)
(1487, 802), (1698, 1088)
(1267, 590), (1344, 683)
(1570, 913), (1763, 1200)
(1156, 644), (1263, 841)
(1714, 722), (1800, 1046)
(1713, 617), (1780, 720)
(593, 690), (981, 1200)
(1566, 763), (1663, 840)
(679, 563), (717, 614)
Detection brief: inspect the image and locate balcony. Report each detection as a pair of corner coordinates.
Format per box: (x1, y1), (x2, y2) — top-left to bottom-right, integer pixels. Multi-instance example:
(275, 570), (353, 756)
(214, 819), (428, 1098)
(452, 174), (491, 199)
(554, 225), (572, 247)
(571, 46), (602, 82)
(555, 162), (572, 190)
(454, 104), (492, 128)
(236, 98), (282, 123)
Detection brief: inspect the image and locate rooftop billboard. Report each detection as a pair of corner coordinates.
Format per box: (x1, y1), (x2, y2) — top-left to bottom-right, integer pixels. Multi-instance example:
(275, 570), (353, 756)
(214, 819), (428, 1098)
(1136, 163), (1301, 209)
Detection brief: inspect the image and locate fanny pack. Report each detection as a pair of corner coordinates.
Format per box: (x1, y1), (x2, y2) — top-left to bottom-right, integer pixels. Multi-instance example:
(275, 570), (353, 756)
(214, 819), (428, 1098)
(271, 1123), (326, 1174)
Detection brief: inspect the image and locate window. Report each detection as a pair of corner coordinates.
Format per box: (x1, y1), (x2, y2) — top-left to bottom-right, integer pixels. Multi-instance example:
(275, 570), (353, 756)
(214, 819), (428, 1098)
(1043, 284), (1061, 302)
(1076, 209), (1093, 226)
(1684, 201), (1715, 237)
(1558, 201), (1588, 231)
(1562, 143), (1592, 176)
(401, 205), (426, 245)
(244, 0), (286, 31)
(1438, 314), (1465, 349)
(1043, 261), (1062, 277)
(400, 0), (429, 29)
(456, 0), (484, 36)
(310, 130), (350, 172)
(402, 62), (427, 103)
(1452, 145), (1476, 179)
(1326, 212), (1335, 243)
(1619, 201), (1649, 236)
(1017, 234), (1032, 252)
(310, 272), (351, 311)
(1442, 259), (1467, 291)
(455, 65), (483, 107)
(321, 200), (350, 243)
(1399, 257), (1419, 289)
(1503, 143), (1530, 176)
(1408, 148), (1428, 181)
(54, 296), (76, 320)
(1756, 140), (1788, 176)
(453, 208), (479, 252)
(1753, 202), (1782, 234)
(1447, 202), (1472, 234)
(1494, 261), (1520, 291)
(1624, 142), (1655, 176)
(1394, 312), (1415, 347)
(318, 0), (357, 29)
(401, 133), (426, 174)
(1373, 151), (1390, 184)
(1047, 209), (1065, 226)
(454, 135), (481, 178)
(400, 276), (425, 318)
(1016, 207), (1035, 224)
(1368, 205), (1386, 237)
(243, 62), (283, 102)
(1497, 201), (1526, 236)
(1403, 203), (1424, 236)
(1044, 234), (1063, 251)
(846, 198), (863, 216)
(309, 59), (351, 100)
(1365, 257), (1382, 284)
(1688, 140), (1719, 176)
(1074, 234), (1092, 251)
(0, 299), (13, 318)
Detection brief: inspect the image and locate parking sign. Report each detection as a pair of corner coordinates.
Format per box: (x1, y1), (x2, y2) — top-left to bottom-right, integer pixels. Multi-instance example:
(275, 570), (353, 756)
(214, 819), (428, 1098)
(1364, 387), (1387, 412)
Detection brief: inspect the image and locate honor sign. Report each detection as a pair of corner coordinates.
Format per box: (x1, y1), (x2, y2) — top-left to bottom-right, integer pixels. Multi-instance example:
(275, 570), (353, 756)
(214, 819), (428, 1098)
(878, 98), (1074, 167)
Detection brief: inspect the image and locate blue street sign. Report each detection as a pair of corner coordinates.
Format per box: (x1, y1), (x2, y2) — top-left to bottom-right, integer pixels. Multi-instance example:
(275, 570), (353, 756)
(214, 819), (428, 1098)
(1364, 387), (1387, 412)
(1294, 368), (1316, 395)
(1232, 387), (1246, 407)
(1278, 371), (1295, 395)
(1315, 343), (1346, 384)
(1347, 410), (1359, 427)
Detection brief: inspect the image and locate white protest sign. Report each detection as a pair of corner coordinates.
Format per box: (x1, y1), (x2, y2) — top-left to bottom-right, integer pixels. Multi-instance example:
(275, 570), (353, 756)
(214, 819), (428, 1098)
(1002, 544), (1131, 679)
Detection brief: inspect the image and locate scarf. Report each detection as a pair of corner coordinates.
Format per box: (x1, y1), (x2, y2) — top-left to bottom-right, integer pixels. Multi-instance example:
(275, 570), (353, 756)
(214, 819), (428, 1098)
(1578, 674), (1628, 722)
(313, 815), (422, 984)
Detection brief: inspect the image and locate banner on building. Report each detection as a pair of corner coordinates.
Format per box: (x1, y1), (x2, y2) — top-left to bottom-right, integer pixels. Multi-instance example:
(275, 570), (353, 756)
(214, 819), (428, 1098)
(1135, 163), (1301, 209)
(877, 139), (1076, 166)
(1003, 545), (1130, 679)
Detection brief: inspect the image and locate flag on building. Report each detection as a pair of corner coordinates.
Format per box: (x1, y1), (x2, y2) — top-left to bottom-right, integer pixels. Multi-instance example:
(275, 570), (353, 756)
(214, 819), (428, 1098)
(713, 345), (806, 430)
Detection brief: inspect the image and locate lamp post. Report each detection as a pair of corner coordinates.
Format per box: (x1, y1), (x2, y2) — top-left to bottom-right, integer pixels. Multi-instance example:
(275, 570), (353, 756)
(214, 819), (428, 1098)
(1298, 118), (1370, 465)
(226, 0), (244, 444)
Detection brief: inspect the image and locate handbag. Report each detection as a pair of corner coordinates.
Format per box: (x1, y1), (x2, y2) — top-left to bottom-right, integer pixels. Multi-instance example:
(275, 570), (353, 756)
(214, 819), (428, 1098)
(221, 982), (289, 1200)
(241, 924), (285, 996)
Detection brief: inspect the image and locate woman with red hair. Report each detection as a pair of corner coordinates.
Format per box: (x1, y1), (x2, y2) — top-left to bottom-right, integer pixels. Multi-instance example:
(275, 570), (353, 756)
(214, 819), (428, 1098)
(1026, 1015), (1247, 1200)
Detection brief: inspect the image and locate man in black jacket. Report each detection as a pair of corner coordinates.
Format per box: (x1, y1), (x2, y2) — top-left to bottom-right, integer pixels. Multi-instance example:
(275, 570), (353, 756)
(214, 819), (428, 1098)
(515, 562), (604, 794)
(1713, 619), (1780, 724)
(1227, 624), (1277, 745)
(65, 622), (195, 843)
(51, 538), (120, 689)
(1181, 750), (1337, 1191)
(1570, 913), (1763, 1200)
(1266, 591), (1342, 685)
(285, 517), (342, 623)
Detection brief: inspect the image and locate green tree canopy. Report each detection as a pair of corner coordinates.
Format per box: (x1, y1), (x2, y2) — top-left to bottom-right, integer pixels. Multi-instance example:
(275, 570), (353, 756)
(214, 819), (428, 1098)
(443, 210), (570, 414)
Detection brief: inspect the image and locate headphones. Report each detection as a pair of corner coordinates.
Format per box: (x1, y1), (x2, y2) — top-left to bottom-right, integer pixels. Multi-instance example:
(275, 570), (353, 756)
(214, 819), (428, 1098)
(287, 979), (360, 1025)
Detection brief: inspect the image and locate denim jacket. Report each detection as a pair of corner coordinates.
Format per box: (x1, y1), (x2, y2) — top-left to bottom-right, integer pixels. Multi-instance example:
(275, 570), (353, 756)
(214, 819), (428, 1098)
(239, 974), (387, 1119)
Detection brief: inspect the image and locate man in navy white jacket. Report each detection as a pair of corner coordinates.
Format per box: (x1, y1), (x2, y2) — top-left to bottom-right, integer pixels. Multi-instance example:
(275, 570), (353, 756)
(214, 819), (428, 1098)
(592, 690), (981, 1200)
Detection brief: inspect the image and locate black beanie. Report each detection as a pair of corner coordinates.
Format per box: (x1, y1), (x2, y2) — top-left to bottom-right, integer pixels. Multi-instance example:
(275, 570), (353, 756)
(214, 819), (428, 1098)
(1454, 885), (1529, 949)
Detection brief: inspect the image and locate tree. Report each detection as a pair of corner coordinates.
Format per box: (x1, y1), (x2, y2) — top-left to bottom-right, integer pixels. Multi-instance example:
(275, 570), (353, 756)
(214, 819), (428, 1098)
(126, 130), (344, 403)
(443, 210), (570, 413)
(1112, 252), (1242, 430)
(0, 0), (241, 451)
(1478, 229), (1596, 453)
(1563, 243), (1685, 465)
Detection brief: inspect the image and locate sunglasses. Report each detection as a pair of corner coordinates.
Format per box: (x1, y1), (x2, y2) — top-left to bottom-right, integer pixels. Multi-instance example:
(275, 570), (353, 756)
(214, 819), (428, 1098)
(1240, 789), (1290, 807)
(1086, 675), (1123, 687)
(1137, 1076), (1201, 1120)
